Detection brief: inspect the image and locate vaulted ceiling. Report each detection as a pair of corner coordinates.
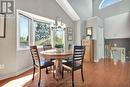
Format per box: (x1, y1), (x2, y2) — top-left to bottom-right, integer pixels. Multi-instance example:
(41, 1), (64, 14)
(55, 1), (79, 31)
(68, 0), (93, 20)
(56, 0), (93, 21)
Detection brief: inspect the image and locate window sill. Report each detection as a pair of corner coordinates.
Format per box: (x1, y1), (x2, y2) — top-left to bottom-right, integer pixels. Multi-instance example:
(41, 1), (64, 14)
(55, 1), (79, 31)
(37, 46), (43, 49)
(17, 47), (30, 51)
(17, 46), (43, 51)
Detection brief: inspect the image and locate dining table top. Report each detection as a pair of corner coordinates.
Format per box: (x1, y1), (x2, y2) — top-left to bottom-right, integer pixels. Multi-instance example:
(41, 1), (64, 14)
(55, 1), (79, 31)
(40, 49), (73, 59)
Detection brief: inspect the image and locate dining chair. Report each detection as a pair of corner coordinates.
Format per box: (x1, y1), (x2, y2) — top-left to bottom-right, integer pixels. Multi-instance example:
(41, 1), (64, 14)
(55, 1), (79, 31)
(43, 44), (57, 61)
(43, 45), (52, 50)
(62, 46), (86, 87)
(43, 45), (56, 73)
(30, 46), (54, 87)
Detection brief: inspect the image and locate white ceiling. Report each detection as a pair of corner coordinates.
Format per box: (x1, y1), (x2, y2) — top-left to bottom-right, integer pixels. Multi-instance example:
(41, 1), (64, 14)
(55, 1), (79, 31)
(56, 0), (80, 21)
(68, 0), (93, 20)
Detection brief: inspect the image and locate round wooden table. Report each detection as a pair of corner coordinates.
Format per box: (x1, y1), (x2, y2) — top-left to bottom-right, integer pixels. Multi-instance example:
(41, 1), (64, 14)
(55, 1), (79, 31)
(40, 49), (72, 80)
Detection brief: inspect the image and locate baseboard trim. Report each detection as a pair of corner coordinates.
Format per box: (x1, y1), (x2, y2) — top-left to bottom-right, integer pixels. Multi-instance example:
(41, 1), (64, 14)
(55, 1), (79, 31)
(0, 66), (33, 80)
(94, 59), (99, 62)
(94, 58), (105, 62)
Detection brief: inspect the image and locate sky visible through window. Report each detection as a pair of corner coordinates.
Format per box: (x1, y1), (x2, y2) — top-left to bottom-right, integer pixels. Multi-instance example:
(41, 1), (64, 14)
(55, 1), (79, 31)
(55, 30), (63, 44)
(99, 0), (122, 9)
(19, 15), (29, 47)
(20, 15), (29, 37)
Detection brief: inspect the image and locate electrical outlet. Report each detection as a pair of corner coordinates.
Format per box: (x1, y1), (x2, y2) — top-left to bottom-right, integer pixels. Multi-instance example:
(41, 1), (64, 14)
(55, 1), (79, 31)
(0, 64), (5, 69)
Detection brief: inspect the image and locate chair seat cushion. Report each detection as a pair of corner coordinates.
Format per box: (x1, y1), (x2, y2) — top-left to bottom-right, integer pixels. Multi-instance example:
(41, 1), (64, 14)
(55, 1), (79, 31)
(40, 60), (54, 68)
(62, 61), (81, 71)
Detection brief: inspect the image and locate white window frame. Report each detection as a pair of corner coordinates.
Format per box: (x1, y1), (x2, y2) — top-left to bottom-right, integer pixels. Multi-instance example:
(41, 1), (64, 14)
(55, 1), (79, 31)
(17, 9), (66, 50)
(99, 0), (122, 9)
(17, 11), (31, 50)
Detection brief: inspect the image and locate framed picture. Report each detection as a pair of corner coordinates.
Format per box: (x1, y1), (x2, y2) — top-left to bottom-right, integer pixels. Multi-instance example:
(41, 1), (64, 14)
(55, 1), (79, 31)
(0, 14), (6, 38)
(67, 27), (73, 41)
(68, 35), (72, 41)
(67, 27), (72, 34)
(86, 27), (93, 36)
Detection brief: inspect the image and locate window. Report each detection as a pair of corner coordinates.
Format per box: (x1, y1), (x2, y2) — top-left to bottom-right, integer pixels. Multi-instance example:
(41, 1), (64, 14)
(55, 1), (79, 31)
(55, 30), (64, 45)
(34, 21), (51, 46)
(99, 0), (122, 9)
(19, 15), (29, 47)
(17, 10), (52, 50)
(17, 10), (66, 50)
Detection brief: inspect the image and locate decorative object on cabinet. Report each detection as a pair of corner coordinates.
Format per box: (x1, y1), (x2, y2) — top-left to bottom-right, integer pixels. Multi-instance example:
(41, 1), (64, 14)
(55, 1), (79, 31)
(82, 39), (94, 62)
(86, 27), (93, 38)
(0, 13), (6, 38)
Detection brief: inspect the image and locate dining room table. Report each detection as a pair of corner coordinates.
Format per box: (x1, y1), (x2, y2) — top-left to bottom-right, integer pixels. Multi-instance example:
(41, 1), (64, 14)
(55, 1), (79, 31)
(40, 49), (73, 80)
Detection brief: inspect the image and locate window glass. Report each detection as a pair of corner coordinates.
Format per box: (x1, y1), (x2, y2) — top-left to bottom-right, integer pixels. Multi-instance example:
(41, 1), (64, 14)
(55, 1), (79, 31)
(55, 30), (64, 45)
(34, 21), (51, 46)
(19, 15), (29, 47)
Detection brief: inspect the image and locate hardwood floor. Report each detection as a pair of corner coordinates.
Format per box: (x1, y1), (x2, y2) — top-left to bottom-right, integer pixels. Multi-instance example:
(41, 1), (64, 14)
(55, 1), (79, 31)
(0, 58), (130, 87)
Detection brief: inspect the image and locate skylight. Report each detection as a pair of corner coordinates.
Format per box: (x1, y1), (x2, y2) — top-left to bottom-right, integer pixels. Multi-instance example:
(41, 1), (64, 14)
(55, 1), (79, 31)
(99, 0), (122, 9)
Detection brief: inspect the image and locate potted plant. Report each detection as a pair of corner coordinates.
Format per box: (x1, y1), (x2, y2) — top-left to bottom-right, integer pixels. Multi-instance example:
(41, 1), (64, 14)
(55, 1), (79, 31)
(55, 44), (64, 52)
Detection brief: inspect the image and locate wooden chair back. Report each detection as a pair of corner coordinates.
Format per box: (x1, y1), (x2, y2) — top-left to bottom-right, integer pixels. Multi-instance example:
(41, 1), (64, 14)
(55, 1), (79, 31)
(43, 45), (52, 50)
(73, 46), (86, 66)
(30, 46), (41, 67)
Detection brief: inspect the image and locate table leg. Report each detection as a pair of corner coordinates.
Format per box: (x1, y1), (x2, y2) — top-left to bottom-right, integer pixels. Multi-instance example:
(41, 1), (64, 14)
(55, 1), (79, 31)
(54, 58), (62, 80)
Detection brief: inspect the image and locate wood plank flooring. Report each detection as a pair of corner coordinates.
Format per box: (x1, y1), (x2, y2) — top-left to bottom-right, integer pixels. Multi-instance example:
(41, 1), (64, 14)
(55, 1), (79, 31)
(0, 58), (130, 87)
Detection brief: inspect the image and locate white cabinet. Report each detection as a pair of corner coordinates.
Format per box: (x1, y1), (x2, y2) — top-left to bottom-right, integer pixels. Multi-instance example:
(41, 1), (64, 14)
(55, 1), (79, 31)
(86, 16), (104, 62)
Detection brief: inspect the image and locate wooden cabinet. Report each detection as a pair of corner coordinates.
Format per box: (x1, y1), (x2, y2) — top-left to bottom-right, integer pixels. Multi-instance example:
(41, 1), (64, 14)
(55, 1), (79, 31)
(82, 39), (94, 62)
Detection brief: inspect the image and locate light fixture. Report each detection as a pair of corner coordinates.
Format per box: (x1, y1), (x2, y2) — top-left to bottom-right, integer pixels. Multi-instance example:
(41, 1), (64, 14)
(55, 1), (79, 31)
(51, 16), (66, 31)
(86, 27), (93, 37)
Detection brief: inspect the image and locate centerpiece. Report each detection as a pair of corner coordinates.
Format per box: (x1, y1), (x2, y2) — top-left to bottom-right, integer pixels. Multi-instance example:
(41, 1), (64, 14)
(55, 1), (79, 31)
(55, 44), (64, 53)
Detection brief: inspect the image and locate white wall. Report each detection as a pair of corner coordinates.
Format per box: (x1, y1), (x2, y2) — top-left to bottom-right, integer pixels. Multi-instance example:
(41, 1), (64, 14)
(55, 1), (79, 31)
(86, 16), (104, 61)
(93, 0), (130, 39)
(74, 21), (81, 45)
(0, 15), (16, 78)
(93, 0), (130, 19)
(105, 12), (130, 39)
(0, 0), (74, 80)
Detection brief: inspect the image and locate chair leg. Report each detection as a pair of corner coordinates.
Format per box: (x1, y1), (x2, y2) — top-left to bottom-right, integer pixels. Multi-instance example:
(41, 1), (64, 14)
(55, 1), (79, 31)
(32, 67), (35, 81)
(46, 67), (49, 74)
(62, 67), (64, 79)
(81, 67), (84, 82)
(72, 71), (74, 87)
(53, 65), (55, 78)
(38, 68), (41, 87)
